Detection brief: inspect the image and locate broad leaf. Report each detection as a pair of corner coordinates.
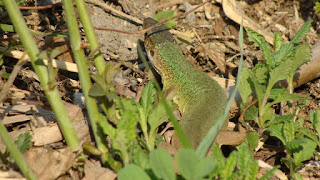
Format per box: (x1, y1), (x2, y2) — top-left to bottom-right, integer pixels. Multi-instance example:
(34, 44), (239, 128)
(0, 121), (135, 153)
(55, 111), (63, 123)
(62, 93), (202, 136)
(150, 149), (176, 180)
(118, 164), (151, 180)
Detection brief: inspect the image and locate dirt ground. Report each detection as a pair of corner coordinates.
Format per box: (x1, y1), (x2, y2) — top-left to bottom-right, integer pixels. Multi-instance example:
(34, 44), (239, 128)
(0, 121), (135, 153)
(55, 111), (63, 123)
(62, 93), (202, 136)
(1, 0), (320, 179)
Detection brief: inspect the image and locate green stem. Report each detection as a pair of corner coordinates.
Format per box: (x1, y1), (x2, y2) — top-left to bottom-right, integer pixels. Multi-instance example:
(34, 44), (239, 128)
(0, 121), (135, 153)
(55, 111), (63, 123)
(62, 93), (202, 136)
(74, 0), (105, 74)
(3, 0), (80, 150)
(63, 0), (109, 164)
(0, 118), (37, 180)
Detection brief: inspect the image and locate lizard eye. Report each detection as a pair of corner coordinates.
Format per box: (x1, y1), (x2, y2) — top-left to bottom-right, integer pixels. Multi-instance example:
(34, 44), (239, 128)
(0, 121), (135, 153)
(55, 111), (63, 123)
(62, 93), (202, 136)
(149, 50), (154, 57)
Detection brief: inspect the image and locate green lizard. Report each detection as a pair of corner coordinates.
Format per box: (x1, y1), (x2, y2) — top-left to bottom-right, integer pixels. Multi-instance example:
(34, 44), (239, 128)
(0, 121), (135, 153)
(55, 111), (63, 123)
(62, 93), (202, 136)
(143, 18), (246, 149)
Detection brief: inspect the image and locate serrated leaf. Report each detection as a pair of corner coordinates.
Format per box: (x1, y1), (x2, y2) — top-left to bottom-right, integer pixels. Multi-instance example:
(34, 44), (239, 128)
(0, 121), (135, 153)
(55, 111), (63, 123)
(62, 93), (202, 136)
(150, 149), (176, 180)
(118, 164), (151, 180)
(141, 82), (156, 117)
(271, 43), (294, 68)
(117, 110), (137, 142)
(283, 121), (295, 142)
(287, 43), (311, 77)
(154, 10), (176, 28)
(115, 97), (138, 116)
(285, 139), (305, 152)
(245, 27), (272, 63)
(310, 109), (320, 135)
(292, 138), (317, 164)
(209, 143), (225, 178)
(291, 20), (311, 44)
(268, 58), (292, 87)
(219, 151), (237, 179)
(266, 87), (305, 108)
(245, 131), (259, 152)
(253, 63), (268, 84)
(266, 114), (295, 127)
(246, 161), (259, 180)
(113, 129), (130, 164)
(237, 144), (252, 170)
(273, 32), (283, 52)
(238, 67), (252, 104)
(14, 133), (31, 153)
(98, 114), (116, 138)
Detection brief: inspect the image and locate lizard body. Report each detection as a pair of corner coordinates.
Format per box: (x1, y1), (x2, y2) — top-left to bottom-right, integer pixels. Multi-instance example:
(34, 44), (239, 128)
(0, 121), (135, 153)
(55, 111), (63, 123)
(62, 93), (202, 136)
(143, 18), (243, 149)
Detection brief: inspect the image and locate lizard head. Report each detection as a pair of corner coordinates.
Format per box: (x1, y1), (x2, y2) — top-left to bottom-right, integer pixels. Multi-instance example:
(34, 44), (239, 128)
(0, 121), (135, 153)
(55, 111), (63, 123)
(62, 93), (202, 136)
(143, 18), (176, 75)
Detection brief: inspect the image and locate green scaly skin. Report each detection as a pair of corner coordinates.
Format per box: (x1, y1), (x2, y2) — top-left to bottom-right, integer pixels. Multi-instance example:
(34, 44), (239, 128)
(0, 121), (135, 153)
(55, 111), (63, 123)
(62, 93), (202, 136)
(143, 18), (228, 149)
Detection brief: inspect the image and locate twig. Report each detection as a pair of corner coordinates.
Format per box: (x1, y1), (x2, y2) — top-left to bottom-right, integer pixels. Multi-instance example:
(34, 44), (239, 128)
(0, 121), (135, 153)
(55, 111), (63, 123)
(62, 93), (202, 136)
(0, 48), (78, 72)
(93, 0), (211, 35)
(0, 52), (28, 103)
(0, 2), (62, 10)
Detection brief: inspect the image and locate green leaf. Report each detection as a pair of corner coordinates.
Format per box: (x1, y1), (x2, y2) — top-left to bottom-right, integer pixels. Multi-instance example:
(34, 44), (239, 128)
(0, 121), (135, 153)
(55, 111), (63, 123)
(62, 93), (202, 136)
(98, 114), (116, 138)
(271, 43), (294, 68)
(0, 24), (14, 32)
(150, 149), (176, 180)
(245, 131), (259, 152)
(115, 97), (138, 116)
(266, 87), (305, 108)
(309, 108), (320, 135)
(219, 151), (237, 179)
(273, 32), (283, 52)
(238, 67), (252, 104)
(14, 133), (31, 153)
(149, 100), (171, 130)
(291, 20), (311, 44)
(265, 114), (295, 127)
(285, 138), (305, 152)
(268, 123), (286, 144)
(117, 110), (137, 142)
(89, 83), (105, 97)
(131, 146), (150, 169)
(245, 27), (272, 64)
(253, 63), (268, 84)
(244, 105), (258, 121)
(209, 143), (225, 178)
(249, 71), (266, 104)
(118, 164), (151, 180)
(283, 121), (295, 142)
(292, 138), (317, 164)
(141, 82), (156, 118)
(154, 10), (176, 28)
(287, 43), (311, 77)
(177, 148), (216, 179)
(268, 58), (292, 87)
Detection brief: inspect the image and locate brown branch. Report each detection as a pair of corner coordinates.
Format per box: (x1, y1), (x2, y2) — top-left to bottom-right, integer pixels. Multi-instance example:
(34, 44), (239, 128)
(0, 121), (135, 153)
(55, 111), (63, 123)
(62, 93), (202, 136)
(0, 52), (28, 103)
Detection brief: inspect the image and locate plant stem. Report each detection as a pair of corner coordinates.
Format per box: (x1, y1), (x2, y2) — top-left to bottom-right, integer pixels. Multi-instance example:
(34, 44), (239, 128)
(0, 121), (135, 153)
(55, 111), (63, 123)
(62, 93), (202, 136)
(74, 0), (106, 74)
(0, 118), (37, 180)
(62, 0), (109, 164)
(3, 0), (80, 150)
